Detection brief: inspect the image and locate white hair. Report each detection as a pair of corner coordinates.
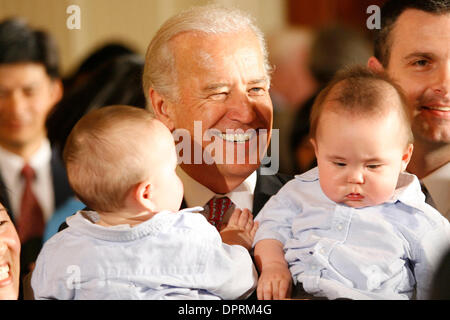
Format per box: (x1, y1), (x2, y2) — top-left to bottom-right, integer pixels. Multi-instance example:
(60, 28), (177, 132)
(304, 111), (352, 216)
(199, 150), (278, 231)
(142, 4), (271, 108)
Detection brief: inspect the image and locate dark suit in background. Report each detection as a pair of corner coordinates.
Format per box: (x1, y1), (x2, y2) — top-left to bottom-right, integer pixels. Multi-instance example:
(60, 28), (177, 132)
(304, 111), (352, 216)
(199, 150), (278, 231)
(0, 149), (73, 274)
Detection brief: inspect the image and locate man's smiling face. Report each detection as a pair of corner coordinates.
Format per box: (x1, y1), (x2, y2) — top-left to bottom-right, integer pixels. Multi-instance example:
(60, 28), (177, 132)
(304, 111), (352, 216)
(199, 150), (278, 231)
(164, 30), (273, 191)
(384, 9), (450, 145)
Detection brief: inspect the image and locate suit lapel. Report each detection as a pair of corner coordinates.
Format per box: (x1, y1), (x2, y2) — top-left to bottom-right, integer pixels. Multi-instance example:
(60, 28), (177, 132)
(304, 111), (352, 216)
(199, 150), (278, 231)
(253, 169), (277, 216)
(50, 149), (73, 209)
(253, 169), (293, 216)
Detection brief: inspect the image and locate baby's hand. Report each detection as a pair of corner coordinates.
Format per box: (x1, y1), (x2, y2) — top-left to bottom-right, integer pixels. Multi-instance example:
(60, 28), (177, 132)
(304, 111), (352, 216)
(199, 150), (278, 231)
(257, 263), (292, 300)
(219, 208), (258, 250)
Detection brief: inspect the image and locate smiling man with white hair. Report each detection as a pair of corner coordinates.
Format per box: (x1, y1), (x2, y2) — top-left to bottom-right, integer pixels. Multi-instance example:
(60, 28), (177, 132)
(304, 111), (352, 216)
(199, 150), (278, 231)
(143, 5), (292, 231)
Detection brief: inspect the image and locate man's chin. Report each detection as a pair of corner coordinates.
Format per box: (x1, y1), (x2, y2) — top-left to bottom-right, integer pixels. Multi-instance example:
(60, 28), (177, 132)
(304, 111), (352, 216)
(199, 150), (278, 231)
(215, 162), (260, 179)
(0, 135), (30, 151)
(413, 122), (450, 144)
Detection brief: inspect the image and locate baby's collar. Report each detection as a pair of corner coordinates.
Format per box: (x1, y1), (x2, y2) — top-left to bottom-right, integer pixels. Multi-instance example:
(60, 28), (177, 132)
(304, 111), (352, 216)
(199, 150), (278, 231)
(294, 167), (320, 182)
(386, 171), (424, 208)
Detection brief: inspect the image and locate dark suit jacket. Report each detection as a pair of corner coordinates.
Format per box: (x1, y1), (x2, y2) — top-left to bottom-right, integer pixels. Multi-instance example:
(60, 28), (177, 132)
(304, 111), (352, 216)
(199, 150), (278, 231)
(0, 148), (73, 274)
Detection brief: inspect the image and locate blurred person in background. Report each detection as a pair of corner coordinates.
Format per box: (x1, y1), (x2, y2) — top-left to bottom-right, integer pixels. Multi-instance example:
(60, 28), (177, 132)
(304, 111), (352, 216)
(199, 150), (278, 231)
(267, 27), (318, 175)
(0, 18), (73, 276)
(62, 42), (136, 96)
(368, 0), (450, 219)
(46, 53), (146, 240)
(290, 24), (372, 174)
(47, 52), (146, 156)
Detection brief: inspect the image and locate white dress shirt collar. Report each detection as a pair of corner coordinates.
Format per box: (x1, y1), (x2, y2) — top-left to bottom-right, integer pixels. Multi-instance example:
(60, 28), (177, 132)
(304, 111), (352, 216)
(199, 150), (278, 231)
(0, 139), (54, 221)
(176, 166), (257, 211)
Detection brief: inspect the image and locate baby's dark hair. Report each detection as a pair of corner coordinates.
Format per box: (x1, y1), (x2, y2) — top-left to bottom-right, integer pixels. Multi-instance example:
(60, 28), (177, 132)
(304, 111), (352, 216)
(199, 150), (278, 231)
(310, 65), (413, 145)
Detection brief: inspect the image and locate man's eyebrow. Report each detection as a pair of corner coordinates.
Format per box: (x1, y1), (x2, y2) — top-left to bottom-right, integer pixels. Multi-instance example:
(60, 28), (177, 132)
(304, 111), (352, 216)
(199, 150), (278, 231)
(0, 82), (40, 91)
(23, 82), (42, 89)
(248, 78), (268, 85)
(202, 78), (268, 91)
(403, 51), (435, 61)
(203, 83), (230, 91)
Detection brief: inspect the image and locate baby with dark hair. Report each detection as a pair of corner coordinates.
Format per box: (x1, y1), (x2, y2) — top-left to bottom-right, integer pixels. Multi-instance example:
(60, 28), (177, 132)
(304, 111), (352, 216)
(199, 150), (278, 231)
(254, 66), (450, 300)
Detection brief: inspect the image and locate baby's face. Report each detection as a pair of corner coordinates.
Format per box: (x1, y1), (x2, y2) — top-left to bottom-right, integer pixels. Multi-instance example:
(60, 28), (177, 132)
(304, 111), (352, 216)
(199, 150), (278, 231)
(145, 124), (184, 213)
(312, 108), (412, 208)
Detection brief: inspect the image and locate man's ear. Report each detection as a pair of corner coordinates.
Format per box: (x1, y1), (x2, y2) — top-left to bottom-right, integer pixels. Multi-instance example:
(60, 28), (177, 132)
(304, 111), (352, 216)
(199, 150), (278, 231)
(367, 56), (385, 74)
(149, 88), (175, 131)
(46, 78), (63, 115)
(50, 78), (63, 105)
(401, 143), (414, 172)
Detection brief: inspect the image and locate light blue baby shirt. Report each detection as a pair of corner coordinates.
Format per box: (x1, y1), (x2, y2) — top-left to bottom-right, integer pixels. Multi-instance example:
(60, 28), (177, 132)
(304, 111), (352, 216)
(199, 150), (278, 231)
(32, 207), (257, 300)
(253, 167), (450, 300)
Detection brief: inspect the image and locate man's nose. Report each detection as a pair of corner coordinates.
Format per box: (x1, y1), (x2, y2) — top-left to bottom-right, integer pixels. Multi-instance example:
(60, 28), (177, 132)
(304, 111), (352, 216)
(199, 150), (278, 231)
(0, 241), (7, 256)
(433, 61), (450, 97)
(347, 169), (364, 184)
(3, 91), (27, 114)
(226, 91), (256, 124)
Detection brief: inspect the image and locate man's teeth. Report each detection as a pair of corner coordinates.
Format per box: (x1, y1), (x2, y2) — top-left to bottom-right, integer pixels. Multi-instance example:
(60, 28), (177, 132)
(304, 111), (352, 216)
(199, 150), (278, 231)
(424, 106), (450, 111)
(0, 264), (9, 281)
(219, 133), (254, 142)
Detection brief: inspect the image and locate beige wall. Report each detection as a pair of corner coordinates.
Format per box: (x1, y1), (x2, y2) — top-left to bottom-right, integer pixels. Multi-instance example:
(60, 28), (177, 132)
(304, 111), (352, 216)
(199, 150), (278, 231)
(0, 0), (287, 75)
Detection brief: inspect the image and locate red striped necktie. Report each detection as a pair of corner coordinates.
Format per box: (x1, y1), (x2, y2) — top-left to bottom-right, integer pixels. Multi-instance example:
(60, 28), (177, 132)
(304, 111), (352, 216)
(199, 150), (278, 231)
(17, 164), (45, 244)
(207, 197), (232, 231)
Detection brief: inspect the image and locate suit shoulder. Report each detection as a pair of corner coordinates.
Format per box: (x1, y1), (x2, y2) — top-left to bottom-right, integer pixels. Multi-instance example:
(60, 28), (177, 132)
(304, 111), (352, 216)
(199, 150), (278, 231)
(275, 172), (295, 184)
(257, 171), (294, 186)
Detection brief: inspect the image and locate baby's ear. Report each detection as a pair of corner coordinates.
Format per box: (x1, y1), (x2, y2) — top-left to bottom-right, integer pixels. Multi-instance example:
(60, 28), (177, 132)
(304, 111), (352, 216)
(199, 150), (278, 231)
(401, 143), (414, 171)
(134, 181), (156, 211)
(310, 138), (318, 156)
